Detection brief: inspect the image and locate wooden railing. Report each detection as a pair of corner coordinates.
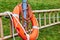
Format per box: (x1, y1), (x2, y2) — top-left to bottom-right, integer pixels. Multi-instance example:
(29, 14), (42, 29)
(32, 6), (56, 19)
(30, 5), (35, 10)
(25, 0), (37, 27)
(0, 9), (60, 40)
(33, 9), (60, 29)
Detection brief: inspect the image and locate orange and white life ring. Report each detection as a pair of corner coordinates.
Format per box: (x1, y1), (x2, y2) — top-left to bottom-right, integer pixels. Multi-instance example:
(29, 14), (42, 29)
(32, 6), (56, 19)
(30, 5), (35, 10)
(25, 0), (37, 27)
(12, 4), (39, 40)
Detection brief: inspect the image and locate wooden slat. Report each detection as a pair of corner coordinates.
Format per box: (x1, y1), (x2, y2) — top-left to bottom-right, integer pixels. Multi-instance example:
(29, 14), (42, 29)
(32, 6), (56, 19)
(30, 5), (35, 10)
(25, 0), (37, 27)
(38, 13), (41, 27)
(0, 17), (4, 40)
(44, 13), (46, 26)
(49, 12), (51, 24)
(57, 13), (59, 22)
(53, 12), (55, 23)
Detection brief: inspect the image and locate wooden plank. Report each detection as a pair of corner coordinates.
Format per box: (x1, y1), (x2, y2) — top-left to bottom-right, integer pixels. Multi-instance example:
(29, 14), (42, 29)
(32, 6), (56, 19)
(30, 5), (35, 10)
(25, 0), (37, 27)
(33, 9), (60, 13)
(0, 17), (4, 40)
(0, 13), (8, 16)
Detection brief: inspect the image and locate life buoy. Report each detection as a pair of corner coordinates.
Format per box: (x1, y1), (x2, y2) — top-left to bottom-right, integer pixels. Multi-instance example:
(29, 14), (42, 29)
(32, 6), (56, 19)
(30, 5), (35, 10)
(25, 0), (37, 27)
(12, 4), (39, 40)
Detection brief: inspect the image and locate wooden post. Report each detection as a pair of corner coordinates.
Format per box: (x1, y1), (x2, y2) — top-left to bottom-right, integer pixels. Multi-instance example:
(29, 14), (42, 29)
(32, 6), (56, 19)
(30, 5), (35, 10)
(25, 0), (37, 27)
(0, 17), (4, 40)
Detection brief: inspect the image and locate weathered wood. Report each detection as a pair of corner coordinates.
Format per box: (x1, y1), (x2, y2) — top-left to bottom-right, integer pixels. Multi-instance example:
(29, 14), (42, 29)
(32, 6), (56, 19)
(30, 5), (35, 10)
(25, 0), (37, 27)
(0, 17), (4, 40)
(33, 9), (60, 13)
(49, 12), (51, 24)
(57, 13), (59, 22)
(44, 13), (46, 26)
(0, 13), (8, 16)
(38, 14), (41, 27)
(3, 33), (18, 40)
(53, 12), (55, 23)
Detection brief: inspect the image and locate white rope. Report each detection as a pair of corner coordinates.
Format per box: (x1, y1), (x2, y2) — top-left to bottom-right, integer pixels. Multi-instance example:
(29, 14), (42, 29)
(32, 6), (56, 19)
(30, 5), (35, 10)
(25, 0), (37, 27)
(12, 13), (30, 40)
(4, 11), (15, 40)
(4, 11), (30, 40)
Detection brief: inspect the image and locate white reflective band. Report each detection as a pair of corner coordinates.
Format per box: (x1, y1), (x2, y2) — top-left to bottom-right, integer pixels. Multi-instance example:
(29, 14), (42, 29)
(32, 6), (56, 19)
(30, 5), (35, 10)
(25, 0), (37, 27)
(33, 26), (39, 29)
(12, 14), (19, 18)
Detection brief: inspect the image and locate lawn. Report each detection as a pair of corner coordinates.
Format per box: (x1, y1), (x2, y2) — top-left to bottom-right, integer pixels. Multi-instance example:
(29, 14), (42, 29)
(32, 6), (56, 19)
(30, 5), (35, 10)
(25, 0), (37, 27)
(0, 0), (60, 40)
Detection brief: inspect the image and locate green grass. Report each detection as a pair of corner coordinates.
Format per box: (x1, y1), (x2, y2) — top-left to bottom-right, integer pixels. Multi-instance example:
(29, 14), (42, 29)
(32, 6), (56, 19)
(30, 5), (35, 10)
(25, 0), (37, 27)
(0, 0), (60, 40)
